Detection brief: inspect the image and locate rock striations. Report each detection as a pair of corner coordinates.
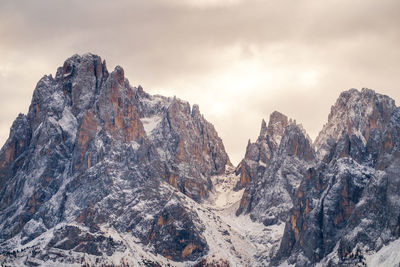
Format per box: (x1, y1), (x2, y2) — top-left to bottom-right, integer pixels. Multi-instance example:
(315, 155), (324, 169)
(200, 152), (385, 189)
(233, 88), (400, 266)
(0, 54), (230, 265)
(0, 53), (399, 266)
(275, 88), (400, 266)
(233, 111), (315, 264)
(235, 111), (314, 224)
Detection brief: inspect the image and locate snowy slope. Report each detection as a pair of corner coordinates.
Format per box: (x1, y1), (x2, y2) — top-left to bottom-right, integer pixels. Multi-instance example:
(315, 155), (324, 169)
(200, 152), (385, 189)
(366, 238), (400, 267)
(0, 166), (284, 266)
(203, 166), (286, 266)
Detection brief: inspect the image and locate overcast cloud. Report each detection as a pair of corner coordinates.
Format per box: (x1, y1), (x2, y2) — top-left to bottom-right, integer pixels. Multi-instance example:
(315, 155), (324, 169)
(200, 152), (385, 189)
(1, 0), (399, 164)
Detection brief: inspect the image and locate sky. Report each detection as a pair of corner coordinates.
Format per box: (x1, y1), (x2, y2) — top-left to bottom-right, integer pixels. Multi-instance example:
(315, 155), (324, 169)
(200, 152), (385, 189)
(0, 0), (399, 165)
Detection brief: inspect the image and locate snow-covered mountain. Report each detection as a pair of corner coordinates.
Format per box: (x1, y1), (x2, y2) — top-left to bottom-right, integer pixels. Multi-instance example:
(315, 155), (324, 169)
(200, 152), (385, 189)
(0, 54), (399, 266)
(0, 54), (233, 266)
(275, 88), (400, 266)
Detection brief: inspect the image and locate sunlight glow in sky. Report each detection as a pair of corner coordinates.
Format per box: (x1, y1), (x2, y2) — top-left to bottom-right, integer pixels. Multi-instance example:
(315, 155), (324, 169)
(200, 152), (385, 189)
(0, 0), (399, 164)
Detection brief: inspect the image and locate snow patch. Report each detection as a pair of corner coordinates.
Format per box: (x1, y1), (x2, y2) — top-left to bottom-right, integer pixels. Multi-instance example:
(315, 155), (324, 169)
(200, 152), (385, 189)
(208, 167), (243, 209)
(130, 141), (140, 151)
(59, 108), (78, 140)
(259, 161), (267, 168)
(366, 238), (400, 267)
(141, 116), (162, 136)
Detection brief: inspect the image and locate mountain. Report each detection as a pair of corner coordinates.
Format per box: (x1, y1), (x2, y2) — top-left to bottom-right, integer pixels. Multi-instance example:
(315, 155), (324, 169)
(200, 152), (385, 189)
(234, 111), (287, 191)
(274, 88), (400, 266)
(1, 53), (399, 267)
(233, 111), (315, 264)
(230, 88), (399, 266)
(0, 54), (235, 265)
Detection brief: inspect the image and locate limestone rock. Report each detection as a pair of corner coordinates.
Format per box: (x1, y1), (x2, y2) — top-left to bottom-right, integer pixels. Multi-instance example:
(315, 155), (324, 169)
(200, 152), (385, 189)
(274, 90), (400, 267)
(0, 53), (230, 263)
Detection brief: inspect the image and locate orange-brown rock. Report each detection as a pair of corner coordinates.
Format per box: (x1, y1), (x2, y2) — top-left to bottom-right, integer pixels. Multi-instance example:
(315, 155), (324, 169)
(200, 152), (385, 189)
(74, 111), (97, 171)
(182, 243), (197, 259)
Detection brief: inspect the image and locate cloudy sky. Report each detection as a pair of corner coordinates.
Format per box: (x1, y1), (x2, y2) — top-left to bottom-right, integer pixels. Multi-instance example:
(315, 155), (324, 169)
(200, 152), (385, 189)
(0, 0), (399, 164)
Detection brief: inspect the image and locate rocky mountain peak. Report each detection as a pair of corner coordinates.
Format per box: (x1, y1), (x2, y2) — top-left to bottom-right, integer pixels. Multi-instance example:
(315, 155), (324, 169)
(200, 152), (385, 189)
(267, 111), (288, 149)
(235, 118), (315, 265)
(274, 89), (400, 267)
(55, 53), (109, 87)
(259, 118), (268, 138)
(234, 111), (310, 191)
(1, 56), (400, 267)
(314, 88), (396, 162)
(0, 53), (231, 263)
(191, 104), (203, 121)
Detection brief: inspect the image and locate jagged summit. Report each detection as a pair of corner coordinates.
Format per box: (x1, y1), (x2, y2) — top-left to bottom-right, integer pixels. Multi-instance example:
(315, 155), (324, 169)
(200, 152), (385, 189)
(314, 87), (396, 161)
(233, 88), (400, 266)
(266, 111), (288, 149)
(1, 55), (400, 267)
(274, 89), (400, 266)
(0, 53), (231, 264)
(235, 110), (312, 191)
(236, 110), (314, 208)
(259, 118), (267, 137)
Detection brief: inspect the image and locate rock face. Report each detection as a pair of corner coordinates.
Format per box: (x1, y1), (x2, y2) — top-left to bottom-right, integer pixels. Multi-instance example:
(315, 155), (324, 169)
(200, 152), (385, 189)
(232, 88), (400, 266)
(233, 112), (315, 264)
(1, 57), (399, 267)
(0, 54), (230, 263)
(274, 88), (400, 266)
(236, 111), (315, 229)
(314, 88), (396, 163)
(234, 111), (290, 191)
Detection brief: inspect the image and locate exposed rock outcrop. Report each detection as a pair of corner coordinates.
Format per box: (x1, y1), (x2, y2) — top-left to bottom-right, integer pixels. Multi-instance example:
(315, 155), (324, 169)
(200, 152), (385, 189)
(236, 113), (315, 224)
(1, 57), (399, 267)
(0, 53), (230, 263)
(274, 89), (400, 266)
(234, 111), (291, 191)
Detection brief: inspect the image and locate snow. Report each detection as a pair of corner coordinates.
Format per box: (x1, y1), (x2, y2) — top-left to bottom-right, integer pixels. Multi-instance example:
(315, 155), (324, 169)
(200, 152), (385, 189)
(63, 72), (72, 78)
(130, 141), (140, 151)
(366, 238), (400, 267)
(190, 166), (286, 265)
(157, 148), (168, 161)
(140, 116), (162, 136)
(259, 161), (267, 168)
(51, 90), (65, 108)
(208, 166), (242, 209)
(58, 108), (78, 140)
